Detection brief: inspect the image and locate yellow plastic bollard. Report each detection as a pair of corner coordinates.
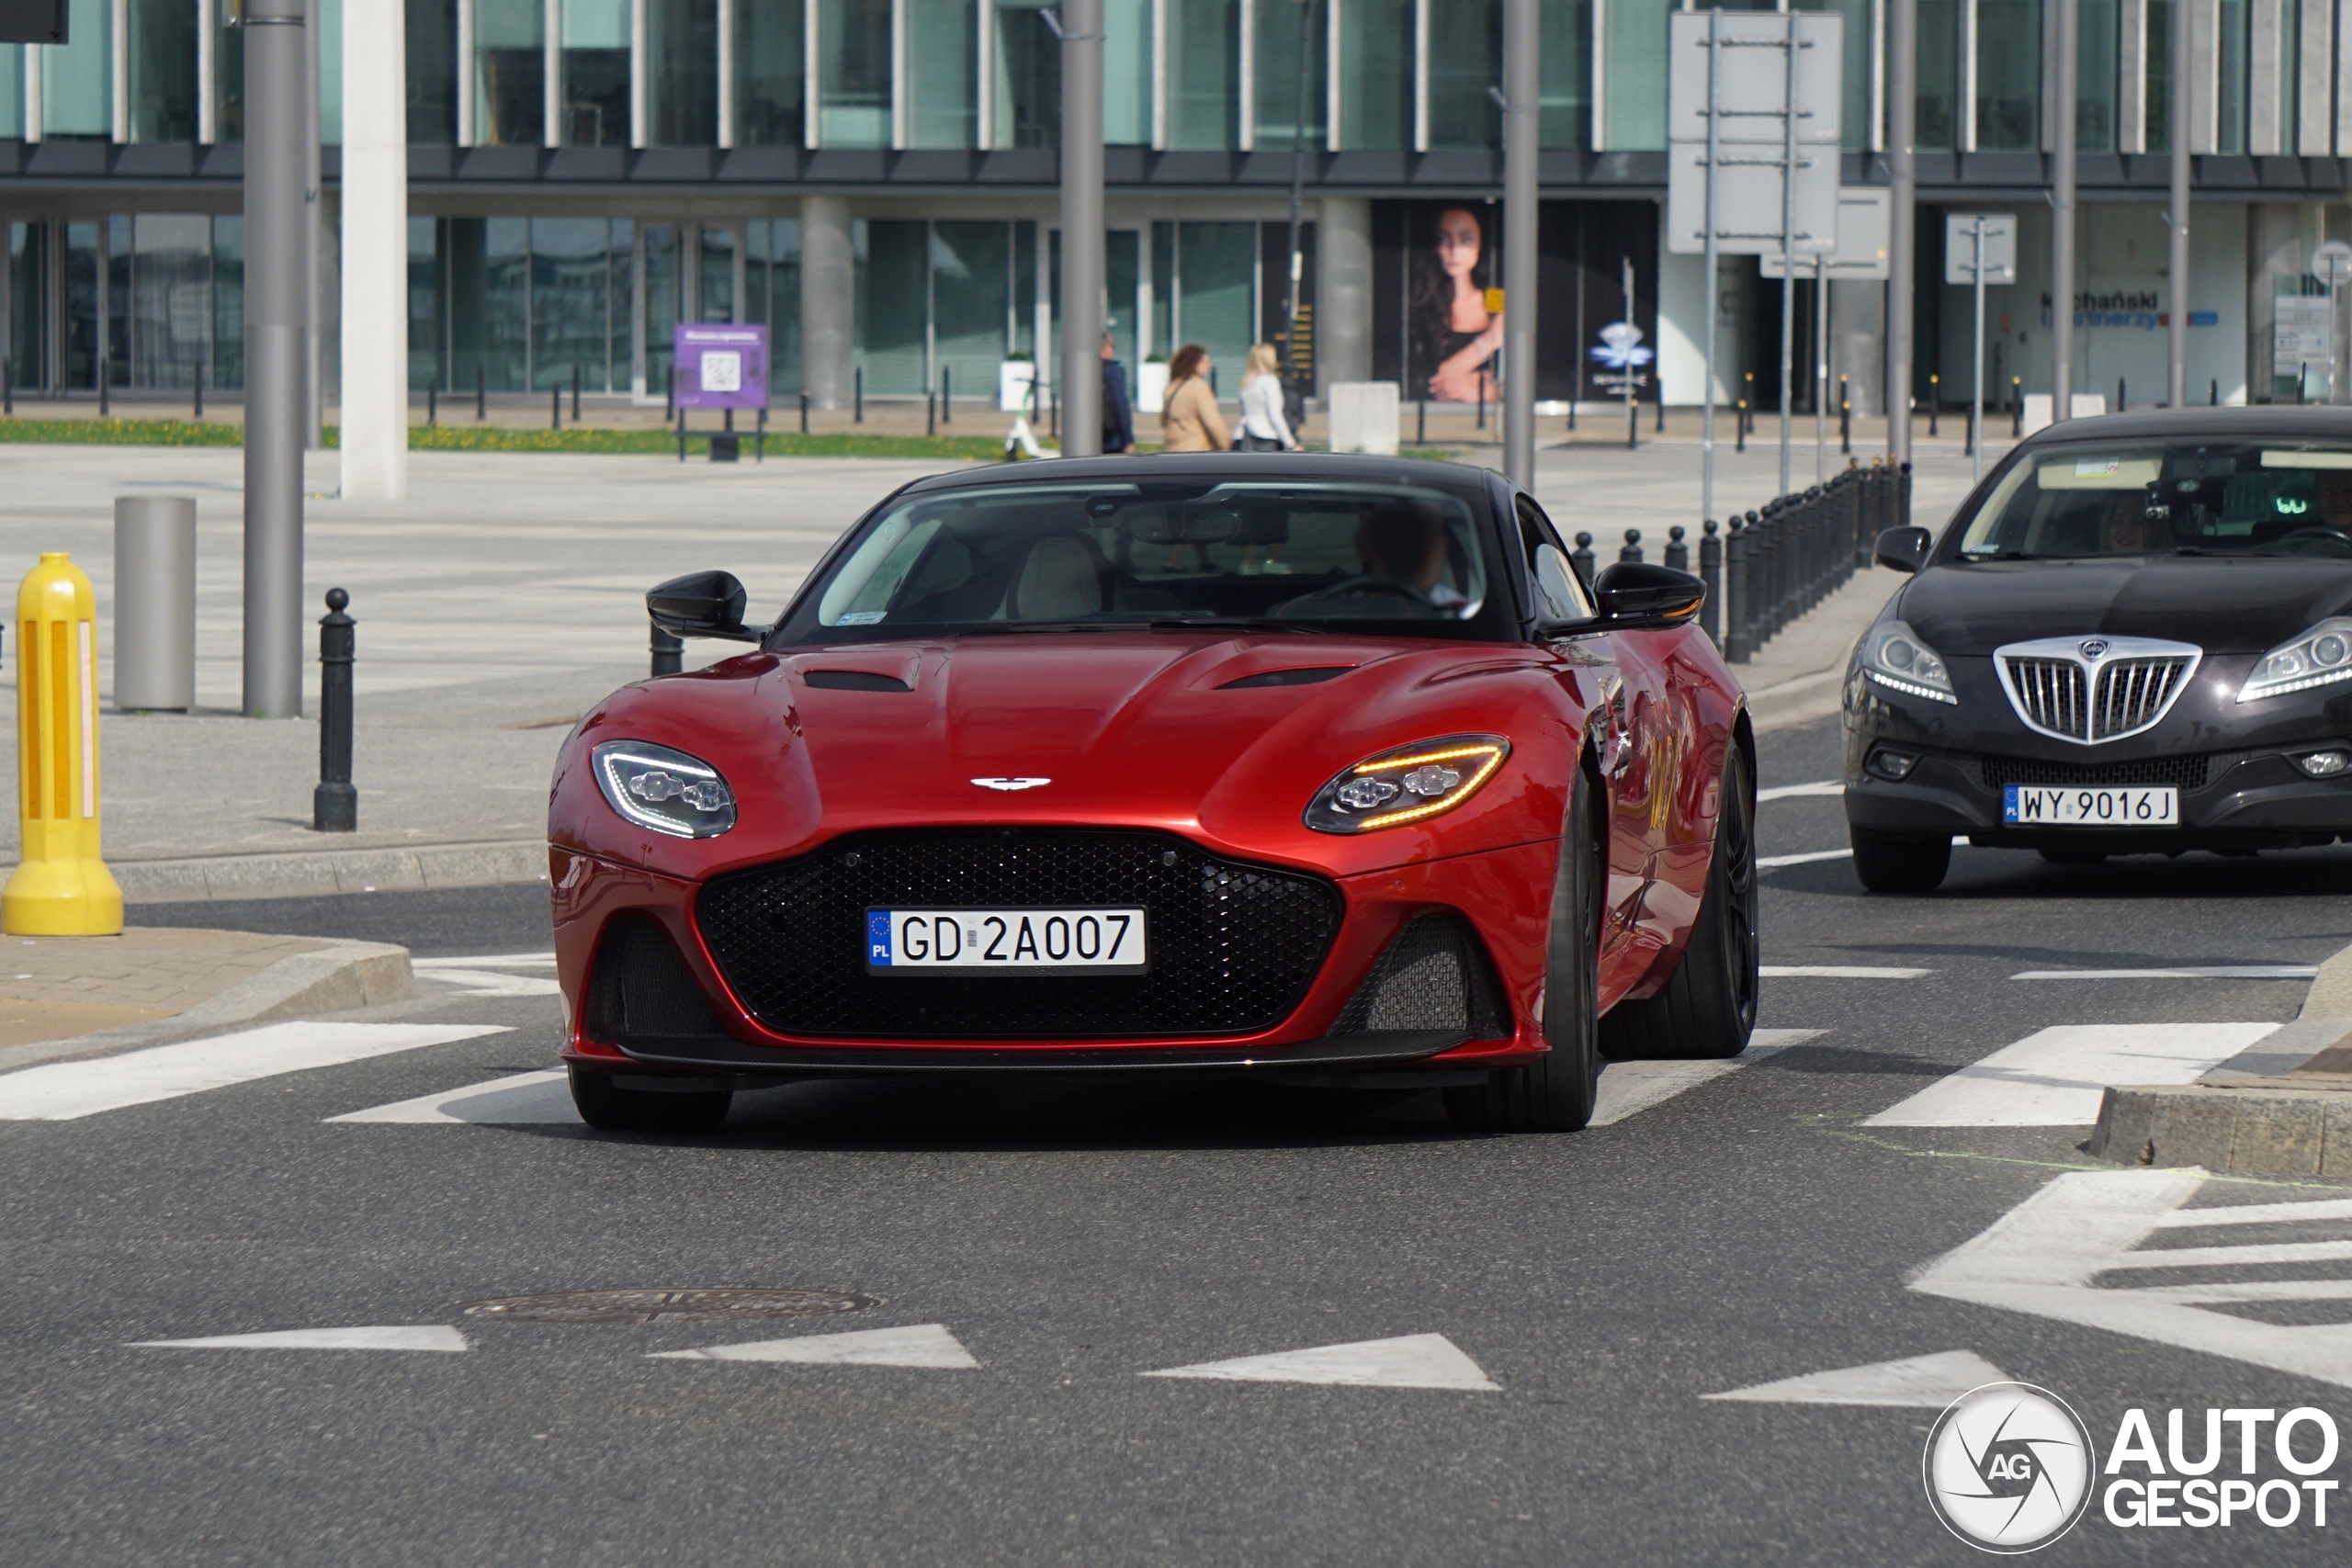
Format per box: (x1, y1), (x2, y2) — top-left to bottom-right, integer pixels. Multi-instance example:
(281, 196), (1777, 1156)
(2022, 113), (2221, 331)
(3, 553), (123, 935)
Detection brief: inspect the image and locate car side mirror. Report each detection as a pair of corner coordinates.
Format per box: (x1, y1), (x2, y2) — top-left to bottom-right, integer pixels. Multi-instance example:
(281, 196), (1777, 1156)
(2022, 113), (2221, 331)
(1538, 562), (1707, 637)
(1874, 525), (1933, 575)
(648, 570), (758, 641)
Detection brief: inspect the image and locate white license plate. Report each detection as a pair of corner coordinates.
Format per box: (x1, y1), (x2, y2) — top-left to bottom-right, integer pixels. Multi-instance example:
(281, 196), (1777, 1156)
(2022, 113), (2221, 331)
(865, 908), (1148, 974)
(2002, 784), (2178, 827)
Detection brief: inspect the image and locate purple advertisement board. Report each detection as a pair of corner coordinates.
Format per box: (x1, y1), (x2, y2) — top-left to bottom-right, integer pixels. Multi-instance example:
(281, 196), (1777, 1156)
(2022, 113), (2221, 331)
(673, 323), (770, 411)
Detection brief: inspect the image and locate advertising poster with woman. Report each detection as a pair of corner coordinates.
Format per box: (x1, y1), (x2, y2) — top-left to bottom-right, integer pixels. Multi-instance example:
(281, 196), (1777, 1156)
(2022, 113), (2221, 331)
(1392, 203), (1503, 404)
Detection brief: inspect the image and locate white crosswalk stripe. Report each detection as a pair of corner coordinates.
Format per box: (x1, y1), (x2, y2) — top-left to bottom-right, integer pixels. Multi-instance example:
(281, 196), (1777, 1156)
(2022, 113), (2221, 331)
(1860, 1023), (2279, 1127)
(0, 1022), (513, 1121)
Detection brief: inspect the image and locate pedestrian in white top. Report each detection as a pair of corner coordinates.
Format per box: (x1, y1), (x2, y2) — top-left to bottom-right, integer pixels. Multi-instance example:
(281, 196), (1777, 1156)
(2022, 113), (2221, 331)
(1237, 343), (1298, 453)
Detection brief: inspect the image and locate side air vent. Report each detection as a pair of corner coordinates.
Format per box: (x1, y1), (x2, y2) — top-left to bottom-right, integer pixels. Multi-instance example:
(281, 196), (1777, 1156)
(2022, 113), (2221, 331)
(1330, 912), (1509, 1041)
(804, 670), (911, 692)
(1219, 667), (1355, 690)
(585, 916), (727, 1044)
(1993, 636), (2200, 745)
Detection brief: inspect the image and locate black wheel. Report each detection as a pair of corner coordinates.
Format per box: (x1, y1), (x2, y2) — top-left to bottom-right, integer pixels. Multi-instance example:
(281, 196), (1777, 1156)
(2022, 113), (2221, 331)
(2037, 846), (2108, 865)
(1849, 826), (1951, 893)
(1445, 763), (1604, 1134)
(568, 1066), (733, 1134)
(1599, 746), (1759, 1061)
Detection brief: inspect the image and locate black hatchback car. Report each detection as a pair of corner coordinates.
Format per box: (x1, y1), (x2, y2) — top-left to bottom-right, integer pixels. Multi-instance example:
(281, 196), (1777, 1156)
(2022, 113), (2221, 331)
(1845, 407), (2352, 891)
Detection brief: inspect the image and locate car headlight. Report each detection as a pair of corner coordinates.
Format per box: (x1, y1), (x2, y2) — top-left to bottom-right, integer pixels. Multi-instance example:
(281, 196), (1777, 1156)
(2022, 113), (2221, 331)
(592, 740), (738, 839)
(1306, 735), (1510, 833)
(1859, 619), (1957, 705)
(2237, 617), (2352, 703)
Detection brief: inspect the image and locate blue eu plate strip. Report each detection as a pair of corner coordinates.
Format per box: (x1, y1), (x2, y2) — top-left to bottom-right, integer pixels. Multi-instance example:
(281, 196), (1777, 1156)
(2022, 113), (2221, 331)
(2002, 785), (2019, 823)
(867, 909), (893, 966)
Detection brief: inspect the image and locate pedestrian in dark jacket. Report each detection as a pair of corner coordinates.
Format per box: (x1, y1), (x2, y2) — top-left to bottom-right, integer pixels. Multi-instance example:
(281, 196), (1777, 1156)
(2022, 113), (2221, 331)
(1101, 333), (1135, 453)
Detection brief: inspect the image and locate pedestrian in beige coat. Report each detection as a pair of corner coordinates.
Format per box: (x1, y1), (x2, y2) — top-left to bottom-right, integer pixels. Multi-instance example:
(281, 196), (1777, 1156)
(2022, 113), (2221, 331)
(1159, 344), (1231, 453)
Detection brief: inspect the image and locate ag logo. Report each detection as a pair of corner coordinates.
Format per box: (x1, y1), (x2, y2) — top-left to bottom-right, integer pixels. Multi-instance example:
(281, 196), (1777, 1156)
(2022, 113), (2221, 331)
(1924, 1382), (2097, 1553)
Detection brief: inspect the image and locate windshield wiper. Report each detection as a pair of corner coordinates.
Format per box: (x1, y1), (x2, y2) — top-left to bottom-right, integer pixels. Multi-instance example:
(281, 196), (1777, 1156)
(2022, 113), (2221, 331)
(1144, 615), (1311, 634)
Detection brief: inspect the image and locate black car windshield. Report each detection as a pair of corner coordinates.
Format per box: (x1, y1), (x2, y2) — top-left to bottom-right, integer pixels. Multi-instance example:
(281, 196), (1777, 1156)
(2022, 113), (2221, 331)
(1955, 439), (2352, 560)
(775, 478), (1511, 642)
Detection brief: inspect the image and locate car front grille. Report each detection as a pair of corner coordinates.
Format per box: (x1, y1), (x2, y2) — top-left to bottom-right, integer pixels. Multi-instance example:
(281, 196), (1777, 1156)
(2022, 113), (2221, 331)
(1979, 752), (2212, 791)
(1994, 637), (2201, 743)
(695, 828), (1342, 1039)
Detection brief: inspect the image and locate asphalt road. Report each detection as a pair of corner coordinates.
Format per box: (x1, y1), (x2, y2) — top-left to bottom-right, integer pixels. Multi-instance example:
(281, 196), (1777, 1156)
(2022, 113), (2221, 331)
(9, 710), (2352, 1564)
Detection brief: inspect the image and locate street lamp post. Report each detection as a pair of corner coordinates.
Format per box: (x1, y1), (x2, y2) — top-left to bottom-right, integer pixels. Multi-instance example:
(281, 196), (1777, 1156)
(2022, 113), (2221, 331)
(2052, 0), (2079, 422)
(1501, 0), (1538, 488)
(2165, 0), (2190, 407)
(1057, 0), (1105, 457)
(1886, 0), (1915, 464)
(242, 0), (308, 718)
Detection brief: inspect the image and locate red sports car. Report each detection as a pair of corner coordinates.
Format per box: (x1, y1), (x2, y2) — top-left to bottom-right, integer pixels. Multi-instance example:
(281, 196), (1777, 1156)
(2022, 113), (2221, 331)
(548, 455), (1757, 1134)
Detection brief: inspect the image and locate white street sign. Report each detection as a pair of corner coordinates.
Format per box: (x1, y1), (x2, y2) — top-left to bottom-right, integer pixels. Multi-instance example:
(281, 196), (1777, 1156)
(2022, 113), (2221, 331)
(1944, 212), (2018, 285)
(2275, 296), (2334, 376)
(1666, 143), (1841, 255)
(2315, 240), (2352, 287)
(1760, 188), (1892, 278)
(1668, 12), (1844, 144)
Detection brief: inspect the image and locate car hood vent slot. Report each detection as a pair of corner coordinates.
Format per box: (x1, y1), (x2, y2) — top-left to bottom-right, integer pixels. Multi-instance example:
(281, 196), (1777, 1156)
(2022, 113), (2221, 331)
(1992, 637), (2201, 745)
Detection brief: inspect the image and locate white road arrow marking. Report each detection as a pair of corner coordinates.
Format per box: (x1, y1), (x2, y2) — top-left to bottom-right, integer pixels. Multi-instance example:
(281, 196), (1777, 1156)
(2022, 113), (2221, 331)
(0, 1023), (513, 1121)
(1911, 1168), (2352, 1391)
(1861, 1023), (2279, 1126)
(130, 1325), (469, 1352)
(650, 1324), (978, 1368)
(328, 1069), (576, 1124)
(1591, 1029), (1820, 1126)
(1703, 1349), (2010, 1407)
(1759, 848), (1854, 868)
(1142, 1333), (1498, 1391)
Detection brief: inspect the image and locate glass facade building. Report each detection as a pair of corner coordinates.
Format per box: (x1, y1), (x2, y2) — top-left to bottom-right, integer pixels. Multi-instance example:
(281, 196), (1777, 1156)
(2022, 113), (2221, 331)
(0, 0), (2330, 410)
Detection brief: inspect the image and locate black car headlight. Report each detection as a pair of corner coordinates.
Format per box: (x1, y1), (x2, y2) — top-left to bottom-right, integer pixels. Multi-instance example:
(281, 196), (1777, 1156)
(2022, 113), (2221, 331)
(593, 740), (738, 839)
(1306, 735), (1510, 833)
(1859, 619), (1958, 705)
(2238, 617), (2352, 703)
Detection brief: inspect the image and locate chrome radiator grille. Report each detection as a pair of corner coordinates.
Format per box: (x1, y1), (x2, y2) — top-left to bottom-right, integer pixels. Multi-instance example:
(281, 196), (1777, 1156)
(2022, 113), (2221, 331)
(1993, 637), (2201, 745)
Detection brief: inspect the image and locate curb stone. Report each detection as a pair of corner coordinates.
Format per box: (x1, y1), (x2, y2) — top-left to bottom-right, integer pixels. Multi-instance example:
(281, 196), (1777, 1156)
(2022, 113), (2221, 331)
(101, 840), (549, 905)
(0, 940), (416, 1072)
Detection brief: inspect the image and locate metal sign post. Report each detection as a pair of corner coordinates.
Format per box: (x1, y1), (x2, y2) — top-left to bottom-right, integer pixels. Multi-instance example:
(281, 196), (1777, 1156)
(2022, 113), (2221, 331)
(1945, 212), (2016, 483)
(1701, 9), (1721, 525)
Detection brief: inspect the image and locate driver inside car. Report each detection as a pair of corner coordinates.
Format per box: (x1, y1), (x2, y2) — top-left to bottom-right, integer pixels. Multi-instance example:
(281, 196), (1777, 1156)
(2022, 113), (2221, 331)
(2316, 468), (2352, 533)
(1352, 501), (1469, 609)
(2101, 493), (2160, 553)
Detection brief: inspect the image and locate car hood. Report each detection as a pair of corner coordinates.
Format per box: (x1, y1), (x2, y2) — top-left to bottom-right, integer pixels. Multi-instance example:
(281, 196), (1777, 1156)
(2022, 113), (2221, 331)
(1899, 557), (2352, 656)
(553, 630), (1583, 880)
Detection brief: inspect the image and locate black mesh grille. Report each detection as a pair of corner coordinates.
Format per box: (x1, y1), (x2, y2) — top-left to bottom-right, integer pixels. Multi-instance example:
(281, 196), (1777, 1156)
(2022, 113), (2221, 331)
(1980, 752), (2212, 790)
(1330, 912), (1509, 1040)
(696, 829), (1342, 1039)
(586, 916), (726, 1043)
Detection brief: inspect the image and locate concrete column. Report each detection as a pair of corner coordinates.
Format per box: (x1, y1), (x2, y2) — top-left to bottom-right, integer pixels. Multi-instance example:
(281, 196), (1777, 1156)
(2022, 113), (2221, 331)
(244, 0), (309, 719)
(1316, 197), (1373, 394)
(1058, 0), (1105, 457)
(1500, 0), (1538, 487)
(800, 195), (855, 411)
(341, 0), (408, 500)
(1830, 277), (1885, 419)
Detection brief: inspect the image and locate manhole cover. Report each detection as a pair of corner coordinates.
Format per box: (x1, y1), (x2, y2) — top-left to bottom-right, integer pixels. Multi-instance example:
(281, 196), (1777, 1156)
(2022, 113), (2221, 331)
(458, 1288), (879, 1324)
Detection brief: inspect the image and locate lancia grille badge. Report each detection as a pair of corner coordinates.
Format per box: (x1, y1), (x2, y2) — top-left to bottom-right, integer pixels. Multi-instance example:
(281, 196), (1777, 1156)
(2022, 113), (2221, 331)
(971, 777), (1051, 792)
(2077, 638), (2109, 660)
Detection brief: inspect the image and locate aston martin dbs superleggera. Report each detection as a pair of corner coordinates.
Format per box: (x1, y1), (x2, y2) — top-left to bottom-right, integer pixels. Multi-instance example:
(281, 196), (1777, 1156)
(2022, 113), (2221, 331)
(548, 455), (1758, 1134)
(1848, 408), (2352, 891)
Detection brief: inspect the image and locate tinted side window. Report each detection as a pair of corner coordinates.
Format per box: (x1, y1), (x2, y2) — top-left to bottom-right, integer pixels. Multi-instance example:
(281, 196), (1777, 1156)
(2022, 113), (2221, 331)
(1516, 497), (1593, 621)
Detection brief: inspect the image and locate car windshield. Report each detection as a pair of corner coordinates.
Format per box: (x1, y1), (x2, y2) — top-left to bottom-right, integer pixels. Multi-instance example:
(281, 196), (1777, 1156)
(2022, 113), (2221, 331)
(775, 478), (1510, 642)
(1954, 439), (2352, 560)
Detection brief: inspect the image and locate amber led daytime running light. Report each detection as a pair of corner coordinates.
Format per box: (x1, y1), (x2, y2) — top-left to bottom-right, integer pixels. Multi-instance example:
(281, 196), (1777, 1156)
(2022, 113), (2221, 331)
(1354, 744), (1507, 829)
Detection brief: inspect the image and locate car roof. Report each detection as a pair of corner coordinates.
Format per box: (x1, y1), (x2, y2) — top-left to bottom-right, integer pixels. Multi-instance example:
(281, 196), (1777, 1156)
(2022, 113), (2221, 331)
(896, 452), (1491, 495)
(2017, 405), (2352, 447)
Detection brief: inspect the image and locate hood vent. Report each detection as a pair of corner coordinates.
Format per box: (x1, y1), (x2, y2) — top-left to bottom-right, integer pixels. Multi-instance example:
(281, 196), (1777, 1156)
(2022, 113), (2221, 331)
(1992, 636), (2201, 745)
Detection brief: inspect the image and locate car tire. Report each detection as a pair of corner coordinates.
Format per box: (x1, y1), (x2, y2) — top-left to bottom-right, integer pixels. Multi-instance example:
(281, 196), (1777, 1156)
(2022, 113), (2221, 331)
(1598, 747), (1759, 1061)
(568, 1066), (733, 1134)
(1444, 762), (1604, 1134)
(1849, 827), (1951, 893)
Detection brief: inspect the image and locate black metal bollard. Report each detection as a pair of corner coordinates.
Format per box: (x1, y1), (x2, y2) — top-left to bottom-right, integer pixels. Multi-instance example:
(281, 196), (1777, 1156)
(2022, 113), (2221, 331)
(1736, 400), (1746, 453)
(1723, 518), (1748, 662)
(427, 377), (436, 426)
(99, 367), (108, 418)
(1838, 375), (1849, 455)
(552, 385), (562, 430)
(477, 363), (487, 421)
(676, 410), (686, 462)
(927, 390), (936, 436)
(1476, 377), (1486, 430)
(650, 618), (684, 678)
(800, 389), (809, 434)
(756, 405), (767, 461)
(4, 356), (11, 416)
(193, 359), (204, 420)
(1656, 380), (1665, 432)
(855, 366), (865, 423)
(2012, 379), (2023, 437)
(1698, 520), (1722, 642)
(572, 362), (582, 423)
(1928, 374), (1938, 437)
(2117, 377), (2125, 413)
(2211, 378), (2219, 408)
(1619, 528), (1644, 564)
(1417, 399), (1427, 446)
(942, 365), (951, 423)
(664, 363), (674, 421)
(1665, 524), (1688, 572)
(314, 588), (357, 832)
(1570, 532), (1598, 590)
